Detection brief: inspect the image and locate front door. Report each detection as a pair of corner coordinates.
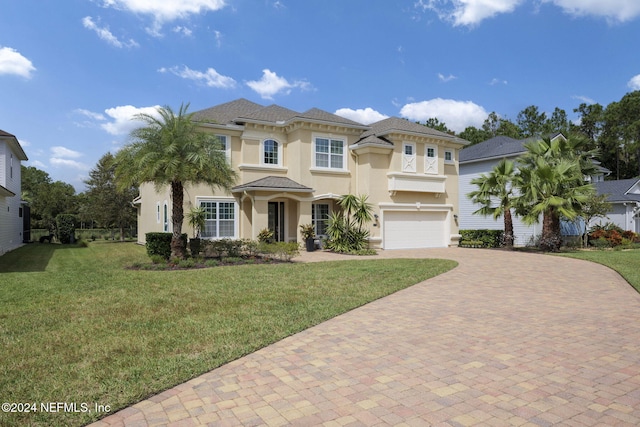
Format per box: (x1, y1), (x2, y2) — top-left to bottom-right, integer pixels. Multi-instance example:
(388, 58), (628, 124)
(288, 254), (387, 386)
(268, 201), (285, 241)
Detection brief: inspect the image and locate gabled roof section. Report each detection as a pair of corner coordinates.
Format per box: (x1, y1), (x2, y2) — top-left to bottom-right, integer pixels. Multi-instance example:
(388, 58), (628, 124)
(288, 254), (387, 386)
(299, 108), (369, 128)
(460, 133), (568, 164)
(238, 104), (299, 124)
(192, 98), (264, 125)
(231, 176), (314, 193)
(352, 117), (467, 148)
(595, 178), (640, 203)
(459, 136), (525, 164)
(0, 129), (28, 160)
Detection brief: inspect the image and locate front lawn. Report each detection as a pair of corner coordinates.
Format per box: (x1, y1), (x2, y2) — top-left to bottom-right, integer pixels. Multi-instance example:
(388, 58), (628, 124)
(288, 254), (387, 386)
(556, 249), (640, 293)
(0, 242), (456, 427)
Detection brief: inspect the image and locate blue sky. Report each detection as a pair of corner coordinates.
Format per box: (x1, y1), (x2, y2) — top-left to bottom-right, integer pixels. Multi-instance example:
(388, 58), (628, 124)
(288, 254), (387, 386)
(2, 0), (640, 191)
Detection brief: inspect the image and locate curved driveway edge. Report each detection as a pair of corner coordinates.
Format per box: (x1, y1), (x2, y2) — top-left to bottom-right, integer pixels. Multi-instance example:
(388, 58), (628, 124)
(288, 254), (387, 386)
(92, 248), (640, 426)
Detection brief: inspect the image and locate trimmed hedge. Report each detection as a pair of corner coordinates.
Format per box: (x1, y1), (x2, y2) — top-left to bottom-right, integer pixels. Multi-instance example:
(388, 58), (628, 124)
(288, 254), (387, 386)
(459, 229), (504, 248)
(146, 232), (187, 260)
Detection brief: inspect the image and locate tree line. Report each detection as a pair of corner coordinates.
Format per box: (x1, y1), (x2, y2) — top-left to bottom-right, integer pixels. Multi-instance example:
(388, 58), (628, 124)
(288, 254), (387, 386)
(22, 152), (138, 241)
(426, 90), (640, 180)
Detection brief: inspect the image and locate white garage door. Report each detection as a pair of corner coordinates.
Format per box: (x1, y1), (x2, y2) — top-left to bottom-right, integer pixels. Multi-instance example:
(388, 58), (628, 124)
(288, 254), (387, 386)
(383, 211), (447, 249)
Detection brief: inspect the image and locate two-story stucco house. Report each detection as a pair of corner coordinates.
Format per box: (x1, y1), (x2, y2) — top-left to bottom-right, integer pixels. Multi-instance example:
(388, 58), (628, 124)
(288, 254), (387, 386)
(135, 99), (468, 249)
(0, 129), (29, 255)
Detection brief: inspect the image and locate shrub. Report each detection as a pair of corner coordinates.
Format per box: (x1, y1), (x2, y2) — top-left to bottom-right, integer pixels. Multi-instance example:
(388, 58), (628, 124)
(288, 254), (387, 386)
(204, 259), (220, 268)
(177, 258), (195, 269)
(459, 230), (504, 248)
(257, 228), (274, 243)
(588, 226), (629, 247)
(258, 242), (300, 261)
(146, 232), (173, 260)
(56, 214), (77, 244)
(591, 237), (610, 249)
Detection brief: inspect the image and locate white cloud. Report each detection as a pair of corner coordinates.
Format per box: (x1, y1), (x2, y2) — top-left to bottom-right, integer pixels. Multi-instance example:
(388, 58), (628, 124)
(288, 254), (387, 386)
(18, 139), (30, 147)
(214, 30), (222, 48)
(438, 73), (457, 82)
(0, 46), (36, 78)
(50, 146), (89, 171)
(399, 98), (488, 133)
(416, 0), (522, 27)
(51, 146), (83, 159)
(246, 69), (311, 99)
(101, 0), (226, 35)
(101, 105), (162, 135)
(334, 108), (389, 125)
(50, 158), (90, 171)
(29, 160), (47, 169)
(541, 0), (640, 23)
(572, 95), (597, 104)
(159, 65), (236, 88)
(82, 16), (138, 48)
(489, 78), (508, 85)
(172, 26), (193, 36)
(628, 74), (640, 90)
(75, 108), (106, 121)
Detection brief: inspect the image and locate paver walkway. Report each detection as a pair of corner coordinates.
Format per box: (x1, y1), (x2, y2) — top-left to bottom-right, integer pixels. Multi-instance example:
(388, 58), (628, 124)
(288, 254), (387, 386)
(92, 248), (640, 426)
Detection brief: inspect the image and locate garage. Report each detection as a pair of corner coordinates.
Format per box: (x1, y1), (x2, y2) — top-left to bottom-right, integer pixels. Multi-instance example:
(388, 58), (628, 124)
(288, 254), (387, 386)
(382, 210), (448, 249)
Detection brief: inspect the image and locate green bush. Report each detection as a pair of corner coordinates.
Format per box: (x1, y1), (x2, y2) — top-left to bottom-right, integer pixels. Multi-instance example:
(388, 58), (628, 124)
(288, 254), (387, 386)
(56, 214), (77, 244)
(145, 233), (187, 260)
(258, 242), (300, 261)
(459, 229), (504, 248)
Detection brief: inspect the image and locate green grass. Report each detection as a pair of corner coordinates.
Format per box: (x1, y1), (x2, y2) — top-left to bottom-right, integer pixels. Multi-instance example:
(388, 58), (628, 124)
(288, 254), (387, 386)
(0, 242), (456, 427)
(556, 248), (640, 293)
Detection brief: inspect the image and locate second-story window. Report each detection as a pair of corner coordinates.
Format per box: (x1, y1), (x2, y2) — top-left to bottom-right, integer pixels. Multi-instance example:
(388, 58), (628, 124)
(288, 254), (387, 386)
(263, 139), (279, 165)
(315, 137), (344, 169)
(213, 135), (230, 163)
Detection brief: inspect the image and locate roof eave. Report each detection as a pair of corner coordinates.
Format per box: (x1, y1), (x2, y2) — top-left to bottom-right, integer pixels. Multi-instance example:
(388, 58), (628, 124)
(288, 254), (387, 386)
(231, 186), (314, 193)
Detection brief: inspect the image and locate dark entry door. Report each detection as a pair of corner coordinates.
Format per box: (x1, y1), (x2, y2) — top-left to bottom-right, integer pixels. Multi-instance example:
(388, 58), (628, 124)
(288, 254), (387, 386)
(268, 202), (285, 241)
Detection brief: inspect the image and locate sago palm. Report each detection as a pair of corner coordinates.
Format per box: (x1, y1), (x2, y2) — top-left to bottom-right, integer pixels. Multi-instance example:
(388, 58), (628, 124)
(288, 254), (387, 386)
(114, 103), (237, 258)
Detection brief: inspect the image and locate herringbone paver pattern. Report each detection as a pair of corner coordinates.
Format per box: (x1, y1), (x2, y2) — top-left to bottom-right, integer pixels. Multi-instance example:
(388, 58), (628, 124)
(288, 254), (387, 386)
(91, 248), (640, 426)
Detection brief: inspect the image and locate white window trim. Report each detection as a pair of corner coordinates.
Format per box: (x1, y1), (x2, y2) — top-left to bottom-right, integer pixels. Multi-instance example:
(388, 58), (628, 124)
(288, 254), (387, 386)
(156, 202), (161, 224)
(402, 142), (416, 173)
(425, 144), (438, 175)
(261, 138), (282, 167)
(444, 149), (455, 164)
(163, 201), (170, 232)
(215, 134), (231, 163)
(312, 203), (331, 237)
(197, 198), (239, 240)
(312, 134), (347, 171)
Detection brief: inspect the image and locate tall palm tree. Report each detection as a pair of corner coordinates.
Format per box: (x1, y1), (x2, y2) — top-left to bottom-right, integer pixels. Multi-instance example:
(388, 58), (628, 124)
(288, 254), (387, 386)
(467, 158), (517, 248)
(114, 103), (237, 258)
(515, 136), (597, 252)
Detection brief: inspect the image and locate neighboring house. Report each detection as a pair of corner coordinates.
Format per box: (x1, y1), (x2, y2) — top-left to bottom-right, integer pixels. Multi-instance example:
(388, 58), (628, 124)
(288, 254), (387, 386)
(135, 98), (468, 249)
(458, 133), (608, 246)
(0, 129), (29, 255)
(592, 178), (640, 232)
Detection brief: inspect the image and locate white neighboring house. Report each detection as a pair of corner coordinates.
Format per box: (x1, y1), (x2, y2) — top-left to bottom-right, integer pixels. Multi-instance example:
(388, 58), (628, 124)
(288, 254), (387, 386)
(458, 133), (609, 246)
(592, 178), (640, 232)
(0, 129), (29, 255)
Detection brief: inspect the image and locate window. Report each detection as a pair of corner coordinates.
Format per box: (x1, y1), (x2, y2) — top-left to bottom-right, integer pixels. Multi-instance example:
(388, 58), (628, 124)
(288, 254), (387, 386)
(163, 203), (169, 231)
(403, 143), (416, 172)
(312, 204), (330, 236)
(315, 137), (344, 169)
(444, 150), (454, 164)
(200, 200), (236, 239)
(156, 203), (161, 223)
(263, 139), (279, 165)
(10, 154), (13, 179)
(425, 145), (438, 174)
(213, 135), (230, 162)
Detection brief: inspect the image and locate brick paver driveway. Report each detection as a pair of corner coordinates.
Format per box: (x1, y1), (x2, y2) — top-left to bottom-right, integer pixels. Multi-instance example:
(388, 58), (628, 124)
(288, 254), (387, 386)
(93, 248), (640, 426)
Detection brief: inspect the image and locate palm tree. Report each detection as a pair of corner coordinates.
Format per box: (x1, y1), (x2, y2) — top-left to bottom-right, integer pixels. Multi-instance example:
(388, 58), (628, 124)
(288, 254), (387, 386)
(114, 103), (237, 258)
(515, 136), (597, 252)
(467, 158), (517, 248)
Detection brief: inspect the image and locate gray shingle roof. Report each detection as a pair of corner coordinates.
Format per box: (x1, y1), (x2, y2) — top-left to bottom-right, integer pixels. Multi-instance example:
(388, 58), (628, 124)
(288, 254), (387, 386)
(299, 108), (368, 128)
(231, 176), (313, 193)
(237, 104), (299, 123)
(459, 136), (527, 163)
(0, 128), (28, 160)
(595, 178), (640, 203)
(353, 117), (468, 147)
(192, 98), (264, 125)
